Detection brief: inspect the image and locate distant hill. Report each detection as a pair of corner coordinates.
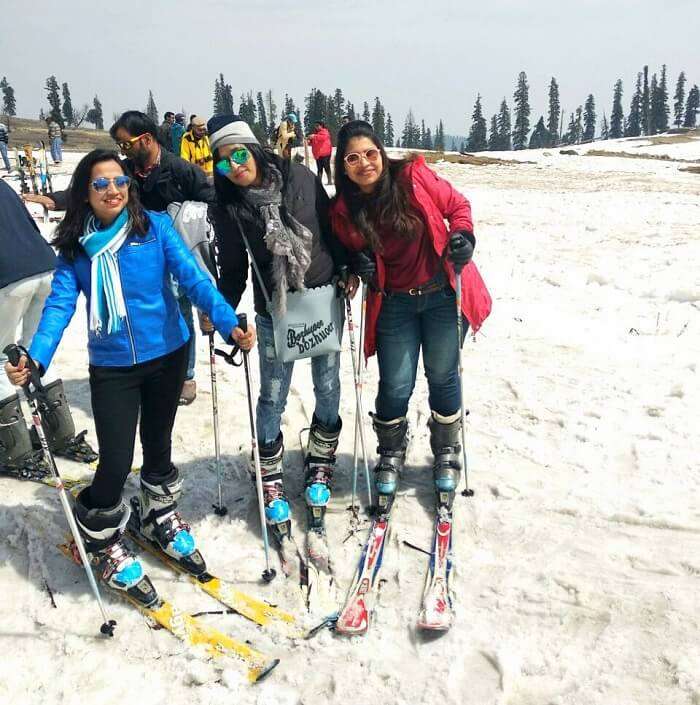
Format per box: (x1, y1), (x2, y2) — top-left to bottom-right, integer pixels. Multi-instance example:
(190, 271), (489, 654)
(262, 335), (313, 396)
(0, 116), (113, 152)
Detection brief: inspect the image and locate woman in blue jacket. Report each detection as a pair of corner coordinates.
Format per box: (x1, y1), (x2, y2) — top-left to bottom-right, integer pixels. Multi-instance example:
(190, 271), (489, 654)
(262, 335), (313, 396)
(5, 149), (254, 605)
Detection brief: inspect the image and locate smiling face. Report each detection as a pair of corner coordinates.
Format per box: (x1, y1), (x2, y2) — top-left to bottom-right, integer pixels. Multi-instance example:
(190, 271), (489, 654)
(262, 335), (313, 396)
(87, 160), (129, 225)
(343, 136), (384, 193)
(218, 144), (260, 188)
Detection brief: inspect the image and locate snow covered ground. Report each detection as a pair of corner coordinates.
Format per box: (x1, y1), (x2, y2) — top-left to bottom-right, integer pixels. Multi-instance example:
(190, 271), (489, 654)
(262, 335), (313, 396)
(1, 138), (699, 705)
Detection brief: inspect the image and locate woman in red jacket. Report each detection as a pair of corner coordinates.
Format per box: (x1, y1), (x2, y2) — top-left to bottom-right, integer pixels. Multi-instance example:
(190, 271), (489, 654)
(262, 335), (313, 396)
(330, 121), (491, 515)
(307, 121), (333, 185)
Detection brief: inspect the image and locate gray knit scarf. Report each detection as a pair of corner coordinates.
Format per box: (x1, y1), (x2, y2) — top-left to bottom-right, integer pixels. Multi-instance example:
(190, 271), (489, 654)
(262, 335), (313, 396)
(242, 165), (312, 316)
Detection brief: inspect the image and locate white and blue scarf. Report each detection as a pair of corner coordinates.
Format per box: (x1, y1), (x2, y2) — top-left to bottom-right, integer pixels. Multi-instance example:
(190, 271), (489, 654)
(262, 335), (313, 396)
(79, 208), (131, 335)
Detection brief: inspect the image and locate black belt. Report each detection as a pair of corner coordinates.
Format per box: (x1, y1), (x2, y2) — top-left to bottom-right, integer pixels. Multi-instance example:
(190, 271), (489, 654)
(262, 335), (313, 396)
(386, 273), (446, 297)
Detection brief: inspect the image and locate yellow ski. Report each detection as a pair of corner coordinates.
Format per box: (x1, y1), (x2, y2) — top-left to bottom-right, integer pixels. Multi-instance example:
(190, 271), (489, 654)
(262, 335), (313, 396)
(58, 542), (278, 682)
(128, 529), (301, 638)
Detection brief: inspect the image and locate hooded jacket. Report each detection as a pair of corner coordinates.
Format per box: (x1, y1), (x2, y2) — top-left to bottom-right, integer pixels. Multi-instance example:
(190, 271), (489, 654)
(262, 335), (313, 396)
(308, 127), (332, 159)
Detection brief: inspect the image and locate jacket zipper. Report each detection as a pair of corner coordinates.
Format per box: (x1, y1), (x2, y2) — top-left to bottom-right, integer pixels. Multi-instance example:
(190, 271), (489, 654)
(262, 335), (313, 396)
(116, 257), (137, 364)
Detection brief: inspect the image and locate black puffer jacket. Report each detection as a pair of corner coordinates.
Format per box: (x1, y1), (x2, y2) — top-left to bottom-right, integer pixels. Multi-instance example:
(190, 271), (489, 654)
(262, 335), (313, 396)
(210, 154), (348, 318)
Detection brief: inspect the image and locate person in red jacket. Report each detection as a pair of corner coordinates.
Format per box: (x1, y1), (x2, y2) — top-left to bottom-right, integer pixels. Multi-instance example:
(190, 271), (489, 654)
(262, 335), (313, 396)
(307, 121), (333, 185)
(330, 120), (491, 515)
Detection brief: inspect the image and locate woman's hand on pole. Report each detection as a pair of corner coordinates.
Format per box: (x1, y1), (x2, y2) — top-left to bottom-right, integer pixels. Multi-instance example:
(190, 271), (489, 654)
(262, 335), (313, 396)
(198, 312), (214, 334)
(5, 355), (29, 387)
(232, 324), (256, 351)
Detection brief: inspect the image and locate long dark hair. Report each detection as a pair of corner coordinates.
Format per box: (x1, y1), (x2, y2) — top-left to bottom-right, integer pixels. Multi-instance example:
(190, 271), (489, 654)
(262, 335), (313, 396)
(51, 149), (148, 260)
(333, 120), (421, 252)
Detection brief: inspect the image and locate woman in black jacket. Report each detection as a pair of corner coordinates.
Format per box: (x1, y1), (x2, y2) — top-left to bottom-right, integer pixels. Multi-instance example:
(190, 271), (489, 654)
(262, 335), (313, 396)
(208, 115), (355, 563)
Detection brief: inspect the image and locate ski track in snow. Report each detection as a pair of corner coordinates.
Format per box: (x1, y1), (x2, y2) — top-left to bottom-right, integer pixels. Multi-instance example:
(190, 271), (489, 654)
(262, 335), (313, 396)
(1, 142), (699, 705)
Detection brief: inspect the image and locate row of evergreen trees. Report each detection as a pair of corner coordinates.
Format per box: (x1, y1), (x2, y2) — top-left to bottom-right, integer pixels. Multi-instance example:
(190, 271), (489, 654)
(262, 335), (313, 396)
(464, 66), (699, 152)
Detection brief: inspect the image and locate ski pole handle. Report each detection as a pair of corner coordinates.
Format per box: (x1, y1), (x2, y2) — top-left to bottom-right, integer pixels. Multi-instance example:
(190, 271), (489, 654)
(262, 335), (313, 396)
(3, 343), (22, 367)
(238, 313), (248, 333)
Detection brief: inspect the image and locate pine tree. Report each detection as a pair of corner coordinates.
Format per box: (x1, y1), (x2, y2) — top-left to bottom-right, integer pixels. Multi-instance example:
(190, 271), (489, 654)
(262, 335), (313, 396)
(0, 77), (16, 116)
(145, 90), (159, 124)
(221, 75), (234, 114)
(583, 94), (596, 141)
(425, 127), (433, 150)
(467, 94), (488, 151)
(651, 65), (670, 133)
(284, 94), (296, 117)
(362, 101), (370, 123)
(684, 85), (699, 127)
(626, 72), (642, 137)
(346, 102), (356, 121)
(328, 88), (345, 141)
(61, 82), (74, 126)
(256, 92), (268, 137)
(304, 88), (327, 133)
(435, 120), (445, 151)
(265, 90), (277, 132)
(371, 97), (386, 142)
(546, 77), (560, 147)
(497, 99), (512, 150)
(402, 109), (417, 148)
(487, 114), (499, 150)
(528, 116), (549, 149)
(648, 73), (658, 134)
(641, 66), (650, 135)
(45, 75), (63, 126)
(512, 71), (531, 150)
(562, 112), (576, 145)
(419, 119), (427, 148)
(673, 71), (687, 127)
(600, 112), (609, 140)
(212, 76), (223, 115)
(86, 95), (104, 130)
(574, 106), (583, 143)
(610, 80), (624, 139)
(385, 113), (395, 147)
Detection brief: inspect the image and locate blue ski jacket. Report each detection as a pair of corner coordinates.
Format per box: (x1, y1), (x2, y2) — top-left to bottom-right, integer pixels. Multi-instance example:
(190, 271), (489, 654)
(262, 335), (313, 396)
(30, 210), (239, 371)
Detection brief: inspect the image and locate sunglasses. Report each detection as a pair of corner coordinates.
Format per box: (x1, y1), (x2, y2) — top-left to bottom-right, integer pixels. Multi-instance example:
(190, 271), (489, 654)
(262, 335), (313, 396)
(344, 148), (381, 167)
(91, 175), (131, 192)
(215, 147), (250, 175)
(116, 133), (148, 152)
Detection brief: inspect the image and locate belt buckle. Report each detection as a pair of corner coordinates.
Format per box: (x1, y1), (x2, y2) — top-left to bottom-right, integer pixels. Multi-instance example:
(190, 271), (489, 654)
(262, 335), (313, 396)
(408, 287), (421, 296)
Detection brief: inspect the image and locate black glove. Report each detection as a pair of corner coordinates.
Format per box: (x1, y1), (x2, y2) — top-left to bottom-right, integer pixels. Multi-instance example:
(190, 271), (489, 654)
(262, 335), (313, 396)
(447, 231), (474, 272)
(348, 248), (377, 284)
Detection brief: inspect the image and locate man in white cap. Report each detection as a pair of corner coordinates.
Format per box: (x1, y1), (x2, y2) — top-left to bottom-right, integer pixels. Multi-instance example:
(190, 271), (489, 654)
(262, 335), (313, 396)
(181, 115), (213, 175)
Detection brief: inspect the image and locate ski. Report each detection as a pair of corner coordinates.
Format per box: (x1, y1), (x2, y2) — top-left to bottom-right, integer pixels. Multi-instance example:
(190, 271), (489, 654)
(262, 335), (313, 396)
(417, 509), (454, 631)
(126, 521), (301, 638)
(58, 541), (279, 682)
(335, 516), (390, 636)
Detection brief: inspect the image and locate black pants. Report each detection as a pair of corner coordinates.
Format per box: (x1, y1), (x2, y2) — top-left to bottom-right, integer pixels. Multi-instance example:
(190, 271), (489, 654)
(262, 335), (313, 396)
(316, 156), (332, 183)
(88, 345), (188, 508)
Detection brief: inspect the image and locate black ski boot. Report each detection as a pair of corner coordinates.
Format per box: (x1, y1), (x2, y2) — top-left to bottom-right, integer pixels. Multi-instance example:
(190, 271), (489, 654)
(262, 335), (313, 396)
(372, 415), (409, 516)
(0, 393), (50, 480)
(304, 416), (341, 532)
(74, 487), (158, 607)
(257, 434), (292, 544)
(428, 411), (462, 511)
(130, 465), (206, 577)
(30, 380), (98, 463)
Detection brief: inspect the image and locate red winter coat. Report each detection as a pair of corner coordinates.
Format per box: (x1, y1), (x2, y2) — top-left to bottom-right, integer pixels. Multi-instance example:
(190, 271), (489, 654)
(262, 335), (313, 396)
(330, 157), (492, 359)
(308, 127), (332, 159)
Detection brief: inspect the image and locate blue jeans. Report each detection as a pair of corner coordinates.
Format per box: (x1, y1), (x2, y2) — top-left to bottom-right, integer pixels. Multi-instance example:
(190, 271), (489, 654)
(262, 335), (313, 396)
(50, 137), (63, 163)
(178, 295), (196, 380)
(0, 142), (9, 171)
(375, 286), (468, 420)
(255, 314), (342, 445)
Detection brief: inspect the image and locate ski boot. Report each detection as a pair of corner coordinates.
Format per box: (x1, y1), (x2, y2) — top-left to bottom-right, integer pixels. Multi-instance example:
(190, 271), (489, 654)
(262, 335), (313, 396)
(74, 487), (158, 607)
(256, 434), (292, 544)
(0, 393), (50, 480)
(304, 415), (341, 532)
(372, 415), (409, 516)
(428, 411), (462, 511)
(130, 465), (206, 577)
(30, 379), (98, 464)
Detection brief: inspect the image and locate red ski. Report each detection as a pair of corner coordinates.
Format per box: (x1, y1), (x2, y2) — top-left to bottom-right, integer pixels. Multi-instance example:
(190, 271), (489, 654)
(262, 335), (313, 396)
(417, 512), (454, 631)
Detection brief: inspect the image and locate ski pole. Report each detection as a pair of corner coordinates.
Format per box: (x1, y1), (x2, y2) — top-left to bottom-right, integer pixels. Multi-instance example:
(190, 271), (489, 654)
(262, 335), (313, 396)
(343, 287), (373, 511)
(3, 343), (117, 636)
(216, 316), (277, 583)
(208, 332), (227, 516)
(453, 273), (473, 498)
(351, 283), (369, 511)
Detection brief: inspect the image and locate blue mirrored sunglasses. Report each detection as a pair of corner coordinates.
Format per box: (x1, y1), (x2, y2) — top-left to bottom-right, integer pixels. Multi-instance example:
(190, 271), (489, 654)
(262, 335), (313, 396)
(91, 175), (131, 192)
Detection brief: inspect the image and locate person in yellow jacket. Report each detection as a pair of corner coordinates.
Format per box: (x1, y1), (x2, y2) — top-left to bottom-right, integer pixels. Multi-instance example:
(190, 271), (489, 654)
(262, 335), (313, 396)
(180, 115), (213, 175)
(274, 114), (298, 159)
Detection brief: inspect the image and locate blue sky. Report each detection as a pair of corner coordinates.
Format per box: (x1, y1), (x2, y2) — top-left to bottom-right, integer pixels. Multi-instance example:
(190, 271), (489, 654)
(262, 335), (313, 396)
(3, 0), (697, 136)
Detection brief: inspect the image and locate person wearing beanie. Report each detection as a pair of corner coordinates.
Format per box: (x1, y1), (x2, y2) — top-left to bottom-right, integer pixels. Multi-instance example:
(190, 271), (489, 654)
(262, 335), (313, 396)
(181, 115), (213, 176)
(207, 114), (356, 568)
